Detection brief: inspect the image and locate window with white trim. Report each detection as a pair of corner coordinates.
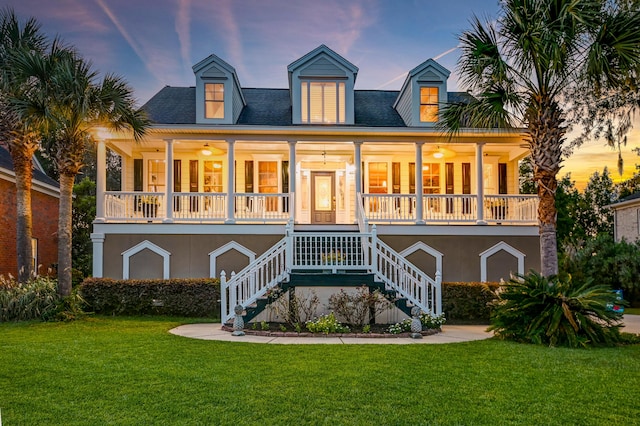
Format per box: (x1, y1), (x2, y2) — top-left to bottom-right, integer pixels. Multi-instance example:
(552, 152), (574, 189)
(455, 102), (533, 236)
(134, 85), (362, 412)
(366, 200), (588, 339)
(205, 83), (224, 119)
(301, 81), (345, 124)
(420, 87), (439, 122)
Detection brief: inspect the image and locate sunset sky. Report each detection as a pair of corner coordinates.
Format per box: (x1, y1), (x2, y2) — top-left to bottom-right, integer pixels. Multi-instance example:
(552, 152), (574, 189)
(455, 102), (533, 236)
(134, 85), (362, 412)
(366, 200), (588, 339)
(3, 0), (638, 189)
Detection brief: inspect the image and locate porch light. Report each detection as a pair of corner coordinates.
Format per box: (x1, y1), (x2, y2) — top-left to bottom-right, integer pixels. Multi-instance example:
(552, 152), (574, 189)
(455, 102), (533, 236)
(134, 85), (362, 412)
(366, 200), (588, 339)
(433, 147), (444, 159)
(202, 143), (212, 156)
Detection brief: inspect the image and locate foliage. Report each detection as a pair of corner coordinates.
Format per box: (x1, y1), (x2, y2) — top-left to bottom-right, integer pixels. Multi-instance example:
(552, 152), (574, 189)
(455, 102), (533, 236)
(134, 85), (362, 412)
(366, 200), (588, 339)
(71, 177), (96, 279)
(79, 278), (220, 317)
(518, 156), (536, 194)
(617, 164), (640, 198)
(0, 274), (84, 321)
(489, 271), (624, 348)
(305, 312), (349, 334)
(442, 281), (499, 322)
(269, 288), (320, 326)
(327, 286), (393, 326)
(388, 313), (446, 334)
(561, 234), (640, 306)
(439, 0), (640, 277)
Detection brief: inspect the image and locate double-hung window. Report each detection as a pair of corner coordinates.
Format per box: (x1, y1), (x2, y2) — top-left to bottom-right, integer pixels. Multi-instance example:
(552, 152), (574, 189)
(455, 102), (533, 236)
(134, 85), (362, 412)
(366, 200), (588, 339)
(420, 87), (439, 122)
(205, 83), (224, 119)
(301, 81), (345, 124)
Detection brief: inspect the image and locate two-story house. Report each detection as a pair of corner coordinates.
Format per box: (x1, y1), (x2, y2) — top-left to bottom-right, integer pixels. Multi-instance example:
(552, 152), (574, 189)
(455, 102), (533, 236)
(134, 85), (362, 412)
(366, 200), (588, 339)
(91, 45), (539, 322)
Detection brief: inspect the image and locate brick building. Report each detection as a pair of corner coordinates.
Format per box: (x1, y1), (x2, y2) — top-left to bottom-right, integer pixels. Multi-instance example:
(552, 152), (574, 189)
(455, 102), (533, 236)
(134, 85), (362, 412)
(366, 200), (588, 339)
(0, 146), (59, 277)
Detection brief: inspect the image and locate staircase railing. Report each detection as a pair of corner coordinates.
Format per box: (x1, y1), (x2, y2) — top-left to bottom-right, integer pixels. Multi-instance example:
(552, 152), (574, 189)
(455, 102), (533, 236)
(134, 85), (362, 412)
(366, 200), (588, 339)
(370, 225), (442, 316)
(220, 234), (289, 323)
(220, 218), (442, 323)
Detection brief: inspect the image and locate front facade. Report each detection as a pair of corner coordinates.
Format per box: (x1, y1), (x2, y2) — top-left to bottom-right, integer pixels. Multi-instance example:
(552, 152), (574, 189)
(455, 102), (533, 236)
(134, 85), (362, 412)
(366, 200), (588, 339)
(610, 193), (640, 243)
(0, 146), (59, 277)
(91, 46), (540, 309)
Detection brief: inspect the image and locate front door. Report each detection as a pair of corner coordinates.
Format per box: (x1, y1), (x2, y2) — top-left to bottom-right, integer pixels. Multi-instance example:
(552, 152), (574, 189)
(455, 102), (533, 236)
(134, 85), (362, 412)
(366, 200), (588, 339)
(311, 171), (335, 224)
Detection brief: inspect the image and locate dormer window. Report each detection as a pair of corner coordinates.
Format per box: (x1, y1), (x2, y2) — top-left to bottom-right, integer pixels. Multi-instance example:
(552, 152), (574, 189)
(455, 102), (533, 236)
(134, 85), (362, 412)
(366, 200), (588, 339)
(301, 80), (345, 124)
(420, 87), (439, 122)
(205, 83), (225, 119)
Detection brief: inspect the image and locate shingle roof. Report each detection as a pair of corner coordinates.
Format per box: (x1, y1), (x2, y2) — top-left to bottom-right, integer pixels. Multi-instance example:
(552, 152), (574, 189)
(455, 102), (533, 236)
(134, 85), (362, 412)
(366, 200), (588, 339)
(619, 192), (640, 203)
(0, 146), (59, 187)
(142, 86), (473, 127)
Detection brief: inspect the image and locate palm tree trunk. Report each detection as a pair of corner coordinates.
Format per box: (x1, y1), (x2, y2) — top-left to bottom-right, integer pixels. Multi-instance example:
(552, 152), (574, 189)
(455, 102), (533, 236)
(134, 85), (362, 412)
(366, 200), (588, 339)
(11, 147), (34, 282)
(537, 169), (559, 276)
(57, 172), (74, 296)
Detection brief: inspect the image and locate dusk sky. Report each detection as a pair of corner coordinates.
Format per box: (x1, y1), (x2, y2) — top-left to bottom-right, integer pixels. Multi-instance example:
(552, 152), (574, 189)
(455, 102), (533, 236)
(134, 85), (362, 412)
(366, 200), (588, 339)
(3, 0), (638, 188)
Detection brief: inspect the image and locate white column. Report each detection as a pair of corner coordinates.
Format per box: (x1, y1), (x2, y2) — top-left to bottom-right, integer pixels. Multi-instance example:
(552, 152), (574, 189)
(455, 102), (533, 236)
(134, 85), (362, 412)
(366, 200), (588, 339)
(476, 142), (486, 224)
(288, 140), (296, 222)
(164, 139), (174, 222)
(226, 139), (235, 223)
(90, 232), (105, 278)
(415, 142), (424, 224)
(354, 141), (363, 194)
(95, 139), (106, 222)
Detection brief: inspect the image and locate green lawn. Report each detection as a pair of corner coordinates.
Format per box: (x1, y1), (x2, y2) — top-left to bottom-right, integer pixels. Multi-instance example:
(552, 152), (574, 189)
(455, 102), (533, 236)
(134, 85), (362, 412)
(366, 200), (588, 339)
(1, 317), (638, 425)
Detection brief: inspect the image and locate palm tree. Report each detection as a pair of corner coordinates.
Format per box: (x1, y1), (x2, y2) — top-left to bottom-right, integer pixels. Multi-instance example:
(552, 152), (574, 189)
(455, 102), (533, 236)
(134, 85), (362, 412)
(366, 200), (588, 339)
(0, 8), (47, 282)
(14, 49), (149, 295)
(439, 0), (640, 276)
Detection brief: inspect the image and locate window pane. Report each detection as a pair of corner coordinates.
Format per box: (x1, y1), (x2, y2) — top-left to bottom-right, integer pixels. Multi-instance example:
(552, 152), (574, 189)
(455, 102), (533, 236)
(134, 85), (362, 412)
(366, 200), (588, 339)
(422, 162), (440, 194)
(420, 87), (439, 122)
(301, 82), (308, 123)
(204, 160), (223, 193)
(302, 81), (344, 124)
(368, 162), (388, 193)
(258, 161), (278, 193)
(148, 160), (165, 192)
(205, 83), (224, 119)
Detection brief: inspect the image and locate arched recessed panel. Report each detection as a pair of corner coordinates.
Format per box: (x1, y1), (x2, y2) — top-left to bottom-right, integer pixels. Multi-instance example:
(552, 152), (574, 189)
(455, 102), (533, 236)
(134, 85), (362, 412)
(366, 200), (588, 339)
(479, 241), (525, 282)
(122, 240), (171, 279)
(209, 241), (256, 278)
(400, 242), (443, 276)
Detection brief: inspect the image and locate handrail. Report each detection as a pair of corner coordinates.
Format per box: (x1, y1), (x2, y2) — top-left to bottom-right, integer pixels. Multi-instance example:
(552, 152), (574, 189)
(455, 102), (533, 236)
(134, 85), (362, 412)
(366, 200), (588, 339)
(220, 236), (289, 323)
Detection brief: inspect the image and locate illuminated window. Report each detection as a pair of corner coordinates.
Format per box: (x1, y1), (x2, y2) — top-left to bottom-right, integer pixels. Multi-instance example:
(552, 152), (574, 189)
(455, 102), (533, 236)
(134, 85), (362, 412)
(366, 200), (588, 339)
(301, 81), (345, 123)
(205, 83), (224, 119)
(368, 162), (388, 194)
(422, 163), (440, 194)
(258, 161), (278, 211)
(148, 160), (165, 192)
(203, 161), (223, 193)
(420, 87), (439, 122)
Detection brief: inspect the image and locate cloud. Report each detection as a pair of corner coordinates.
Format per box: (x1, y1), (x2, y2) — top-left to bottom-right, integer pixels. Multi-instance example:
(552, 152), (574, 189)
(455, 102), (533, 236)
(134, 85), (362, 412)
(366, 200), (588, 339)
(175, 0), (192, 77)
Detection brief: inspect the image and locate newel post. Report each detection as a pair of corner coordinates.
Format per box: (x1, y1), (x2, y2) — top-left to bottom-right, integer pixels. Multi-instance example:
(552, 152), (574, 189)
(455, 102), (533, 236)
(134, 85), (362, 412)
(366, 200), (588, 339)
(220, 270), (227, 322)
(370, 224), (378, 273)
(435, 270), (442, 315)
(285, 220), (293, 271)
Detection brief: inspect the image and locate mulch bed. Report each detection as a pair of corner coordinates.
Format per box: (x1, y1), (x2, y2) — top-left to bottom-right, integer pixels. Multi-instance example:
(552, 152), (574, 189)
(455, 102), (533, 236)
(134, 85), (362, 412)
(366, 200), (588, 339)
(221, 324), (440, 338)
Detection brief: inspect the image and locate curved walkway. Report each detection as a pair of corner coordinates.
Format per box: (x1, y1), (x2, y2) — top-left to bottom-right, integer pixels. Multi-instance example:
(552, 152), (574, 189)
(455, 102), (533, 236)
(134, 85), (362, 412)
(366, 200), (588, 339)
(170, 315), (640, 345)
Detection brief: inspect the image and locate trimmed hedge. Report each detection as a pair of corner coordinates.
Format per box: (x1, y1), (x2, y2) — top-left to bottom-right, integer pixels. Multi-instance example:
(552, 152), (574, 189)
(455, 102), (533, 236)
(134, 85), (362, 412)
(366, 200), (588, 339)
(80, 278), (220, 317)
(442, 281), (499, 322)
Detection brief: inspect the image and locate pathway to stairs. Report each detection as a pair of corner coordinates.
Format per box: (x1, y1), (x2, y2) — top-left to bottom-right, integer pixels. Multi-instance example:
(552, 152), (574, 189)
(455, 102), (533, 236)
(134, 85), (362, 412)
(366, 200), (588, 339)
(170, 315), (640, 345)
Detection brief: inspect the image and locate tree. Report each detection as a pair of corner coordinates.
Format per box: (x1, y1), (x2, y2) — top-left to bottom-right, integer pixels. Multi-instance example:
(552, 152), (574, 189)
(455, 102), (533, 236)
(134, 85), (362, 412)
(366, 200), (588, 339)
(578, 168), (616, 238)
(0, 8), (48, 282)
(13, 49), (149, 295)
(439, 0), (640, 276)
(72, 177), (95, 280)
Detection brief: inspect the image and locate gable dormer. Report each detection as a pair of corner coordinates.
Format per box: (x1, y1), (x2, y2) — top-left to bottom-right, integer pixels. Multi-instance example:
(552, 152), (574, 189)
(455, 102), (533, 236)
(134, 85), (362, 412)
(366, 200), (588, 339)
(287, 45), (358, 125)
(394, 59), (450, 127)
(193, 53), (245, 125)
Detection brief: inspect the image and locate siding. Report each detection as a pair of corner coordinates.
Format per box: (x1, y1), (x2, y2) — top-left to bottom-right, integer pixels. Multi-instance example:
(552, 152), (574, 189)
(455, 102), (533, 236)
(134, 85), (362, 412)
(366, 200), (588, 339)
(395, 86), (412, 126)
(299, 57), (347, 77)
(232, 84), (244, 124)
(615, 204), (640, 242)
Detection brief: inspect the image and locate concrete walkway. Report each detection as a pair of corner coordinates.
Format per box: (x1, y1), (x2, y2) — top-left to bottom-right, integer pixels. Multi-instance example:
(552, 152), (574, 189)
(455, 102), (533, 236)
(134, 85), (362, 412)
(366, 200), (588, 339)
(169, 315), (640, 345)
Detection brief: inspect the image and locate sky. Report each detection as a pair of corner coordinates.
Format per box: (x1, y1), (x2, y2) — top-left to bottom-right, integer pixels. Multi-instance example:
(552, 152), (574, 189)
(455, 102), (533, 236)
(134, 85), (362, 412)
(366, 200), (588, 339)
(2, 0), (638, 189)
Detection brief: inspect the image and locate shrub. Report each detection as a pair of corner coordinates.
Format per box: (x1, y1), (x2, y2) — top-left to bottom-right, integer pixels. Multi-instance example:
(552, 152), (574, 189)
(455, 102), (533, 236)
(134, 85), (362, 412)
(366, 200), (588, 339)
(80, 278), (220, 317)
(561, 234), (640, 306)
(306, 312), (350, 334)
(270, 288), (320, 326)
(0, 275), (85, 322)
(489, 271), (623, 348)
(442, 282), (499, 322)
(327, 286), (393, 326)
(387, 313), (446, 334)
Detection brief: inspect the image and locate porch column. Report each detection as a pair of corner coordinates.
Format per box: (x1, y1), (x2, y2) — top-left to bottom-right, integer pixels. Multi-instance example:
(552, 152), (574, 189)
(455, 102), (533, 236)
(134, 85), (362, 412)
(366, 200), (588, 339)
(288, 140), (296, 222)
(163, 139), (174, 223)
(226, 139), (235, 223)
(415, 142), (424, 224)
(90, 232), (104, 278)
(95, 138), (106, 222)
(476, 142), (486, 224)
(354, 141), (363, 194)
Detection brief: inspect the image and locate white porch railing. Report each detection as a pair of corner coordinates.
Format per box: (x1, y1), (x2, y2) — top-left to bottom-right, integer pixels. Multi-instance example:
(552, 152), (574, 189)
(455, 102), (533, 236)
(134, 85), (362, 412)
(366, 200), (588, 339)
(105, 192), (166, 220)
(362, 194), (416, 222)
(172, 193), (227, 220)
(422, 195), (478, 223)
(220, 222), (441, 323)
(483, 195), (539, 224)
(234, 193), (291, 221)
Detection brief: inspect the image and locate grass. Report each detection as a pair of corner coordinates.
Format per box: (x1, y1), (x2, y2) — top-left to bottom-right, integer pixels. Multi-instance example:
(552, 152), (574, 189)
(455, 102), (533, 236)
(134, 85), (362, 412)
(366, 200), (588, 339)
(625, 307), (640, 315)
(1, 317), (639, 425)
